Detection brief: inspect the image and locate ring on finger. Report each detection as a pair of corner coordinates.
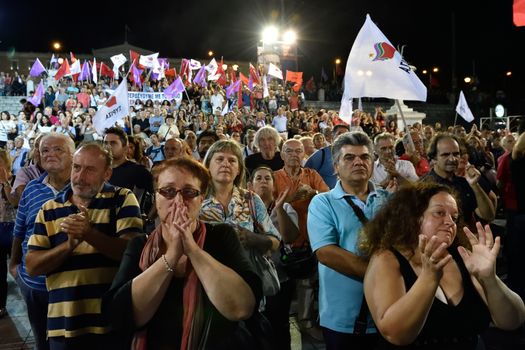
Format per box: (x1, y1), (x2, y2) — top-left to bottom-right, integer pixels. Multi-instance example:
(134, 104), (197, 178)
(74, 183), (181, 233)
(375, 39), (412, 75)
(429, 257), (436, 263)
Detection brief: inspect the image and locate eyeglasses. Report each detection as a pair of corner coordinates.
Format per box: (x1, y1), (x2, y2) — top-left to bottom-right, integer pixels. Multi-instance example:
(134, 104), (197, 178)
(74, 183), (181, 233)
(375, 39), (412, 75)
(156, 187), (201, 200)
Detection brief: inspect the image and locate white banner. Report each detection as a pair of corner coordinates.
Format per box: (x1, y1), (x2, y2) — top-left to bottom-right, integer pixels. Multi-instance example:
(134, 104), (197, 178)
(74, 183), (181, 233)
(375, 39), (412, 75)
(93, 80), (129, 134)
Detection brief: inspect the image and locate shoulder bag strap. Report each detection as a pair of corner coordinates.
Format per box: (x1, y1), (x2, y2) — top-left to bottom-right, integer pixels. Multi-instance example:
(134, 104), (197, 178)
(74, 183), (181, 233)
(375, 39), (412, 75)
(342, 195), (369, 335)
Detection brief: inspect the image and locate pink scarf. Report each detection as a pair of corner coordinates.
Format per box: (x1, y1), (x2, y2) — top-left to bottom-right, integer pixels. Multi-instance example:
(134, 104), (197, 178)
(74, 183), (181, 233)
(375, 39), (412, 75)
(133, 221), (207, 350)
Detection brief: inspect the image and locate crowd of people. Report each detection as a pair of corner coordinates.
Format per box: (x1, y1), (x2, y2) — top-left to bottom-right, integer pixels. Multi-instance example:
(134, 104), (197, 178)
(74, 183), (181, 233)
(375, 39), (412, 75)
(0, 70), (525, 350)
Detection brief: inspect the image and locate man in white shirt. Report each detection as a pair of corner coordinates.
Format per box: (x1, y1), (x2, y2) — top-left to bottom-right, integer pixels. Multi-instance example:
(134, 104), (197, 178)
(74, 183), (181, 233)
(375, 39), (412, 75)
(272, 107), (288, 141)
(210, 89), (225, 112)
(157, 114), (180, 141)
(371, 133), (418, 188)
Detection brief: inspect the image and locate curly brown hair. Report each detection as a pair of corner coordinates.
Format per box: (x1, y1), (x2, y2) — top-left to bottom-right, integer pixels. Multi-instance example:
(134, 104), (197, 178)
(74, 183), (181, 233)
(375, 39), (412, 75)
(359, 182), (470, 258)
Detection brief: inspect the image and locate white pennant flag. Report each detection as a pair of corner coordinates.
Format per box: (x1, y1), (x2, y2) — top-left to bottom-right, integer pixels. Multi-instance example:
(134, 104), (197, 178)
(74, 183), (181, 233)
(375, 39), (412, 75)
(267, 63), (283, 80)
(139, 53), (160, 69)
(68, 59), (81, 76)
(189, 59), (202, 70)
(205, 58), (218, 74)
(455, 91), (475, 122)
(341, 14), (427, 101)
(111, 54), (127, 69)
(92, 58), (98, 84)
(338, 97), (353, 124)
(262, 75), (270, 98)
(93, 80), (129, 134)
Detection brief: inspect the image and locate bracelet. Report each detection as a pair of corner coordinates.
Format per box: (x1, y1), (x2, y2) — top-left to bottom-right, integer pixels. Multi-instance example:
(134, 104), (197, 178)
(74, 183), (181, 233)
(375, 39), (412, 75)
(161, 254), (174, 273)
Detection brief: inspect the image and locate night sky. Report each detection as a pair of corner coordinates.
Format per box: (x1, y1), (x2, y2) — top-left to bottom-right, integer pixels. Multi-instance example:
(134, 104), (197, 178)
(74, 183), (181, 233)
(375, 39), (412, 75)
(1, 0), (523, 101)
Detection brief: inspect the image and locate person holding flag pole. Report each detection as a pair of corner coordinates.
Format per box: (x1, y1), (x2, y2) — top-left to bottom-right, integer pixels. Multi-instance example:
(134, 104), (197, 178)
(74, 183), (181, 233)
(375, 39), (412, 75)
(311, 13), (427, 349)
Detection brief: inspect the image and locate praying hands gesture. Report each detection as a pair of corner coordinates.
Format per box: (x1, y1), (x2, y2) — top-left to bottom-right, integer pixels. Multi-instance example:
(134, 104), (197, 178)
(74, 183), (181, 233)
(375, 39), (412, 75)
(458, 222), (499, 281)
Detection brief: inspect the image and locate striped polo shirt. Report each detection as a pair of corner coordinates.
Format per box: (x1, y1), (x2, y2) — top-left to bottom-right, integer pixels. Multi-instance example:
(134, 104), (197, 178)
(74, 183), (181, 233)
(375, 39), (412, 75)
(28, 183), (143, 339)
(14, 173), (61, 291)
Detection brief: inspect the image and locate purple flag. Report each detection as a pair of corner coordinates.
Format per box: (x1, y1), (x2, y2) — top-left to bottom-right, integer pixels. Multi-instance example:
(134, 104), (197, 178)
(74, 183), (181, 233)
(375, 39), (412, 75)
(29, 81), (45, 106)
(193, 66), (207, 87)
(132, 63), (143, 87)
(151, 72), (159, 81)
(248, 76), (254, 91)
(163, 77), (185, 100)
(78, 61), (91, 81)
(158, 58), (169, 69)
(226, 80), (241, 99)
(29, 58), (46, 77)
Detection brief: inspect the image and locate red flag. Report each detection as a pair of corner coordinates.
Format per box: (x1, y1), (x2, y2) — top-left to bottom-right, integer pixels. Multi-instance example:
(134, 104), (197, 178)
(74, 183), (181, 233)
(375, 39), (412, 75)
(100, 63), (114, 78)
(239, 72), (249, 85)
(229, 68), (237, 83)
(237, 84), (243, 108)
(249, 63), (260, 85)
(216, 59), (227, 86)
(165, 68), (177, 77)
(286, 70), (303, 83)
(305, 77), (315, 92)
(129, 50), (145, 69)
(292, 79), (303, 92)
(55, 59), (71, 81)
(70, 52), (77, 63)
(514, 0), (525, 26)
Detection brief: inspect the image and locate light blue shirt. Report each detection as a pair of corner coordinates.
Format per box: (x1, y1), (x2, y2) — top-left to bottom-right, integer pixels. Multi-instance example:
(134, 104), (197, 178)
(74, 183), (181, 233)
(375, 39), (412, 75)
(307, 180), (390, 333)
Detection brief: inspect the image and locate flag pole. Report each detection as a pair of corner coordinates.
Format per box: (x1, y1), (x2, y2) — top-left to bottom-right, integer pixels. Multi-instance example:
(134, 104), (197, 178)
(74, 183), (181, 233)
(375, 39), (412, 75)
(453, 112), (458, 127)
(395, 99), (415, 151)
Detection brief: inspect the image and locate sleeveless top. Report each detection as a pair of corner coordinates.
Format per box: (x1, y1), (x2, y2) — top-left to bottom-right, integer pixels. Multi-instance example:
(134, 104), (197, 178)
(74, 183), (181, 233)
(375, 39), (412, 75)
(378, 249), (491, 349)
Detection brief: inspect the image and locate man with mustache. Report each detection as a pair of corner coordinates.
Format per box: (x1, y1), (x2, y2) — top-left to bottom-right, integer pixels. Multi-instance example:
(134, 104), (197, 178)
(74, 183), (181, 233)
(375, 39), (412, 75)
(422, 133), (495, 227)
(25, 142), (143, 349)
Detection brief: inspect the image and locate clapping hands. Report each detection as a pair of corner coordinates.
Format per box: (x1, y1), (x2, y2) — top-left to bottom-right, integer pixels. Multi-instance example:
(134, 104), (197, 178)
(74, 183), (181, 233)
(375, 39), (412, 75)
(458, 222), (499, 281)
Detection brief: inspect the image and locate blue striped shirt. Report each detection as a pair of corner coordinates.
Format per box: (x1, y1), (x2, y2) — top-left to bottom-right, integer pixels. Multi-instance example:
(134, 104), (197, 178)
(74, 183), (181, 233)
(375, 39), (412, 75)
(14, 173), (62, 291)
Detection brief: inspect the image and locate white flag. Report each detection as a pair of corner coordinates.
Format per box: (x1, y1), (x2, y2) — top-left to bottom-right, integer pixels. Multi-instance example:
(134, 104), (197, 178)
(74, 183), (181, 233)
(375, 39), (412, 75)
(93, 80), (129, 134)
(262, 75), (270, 98)
(455, 91), (475, 122)
(69, 59), (81, 76)
(205, 58), (218, 74)
(341, 14), (427, 101)
(221, 101), (229, 116)
(338, 97), (353, 124)
(139, 53), (160, 69)
(268, 63), (283, 80)
(189, 59), (202, 70)
(92, 58), (98, 84)
(111, 54), (127, 69)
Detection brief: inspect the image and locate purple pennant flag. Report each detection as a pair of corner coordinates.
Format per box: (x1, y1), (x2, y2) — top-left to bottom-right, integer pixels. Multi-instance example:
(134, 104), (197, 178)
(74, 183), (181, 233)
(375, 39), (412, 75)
(158, 58), (169, 69)
(248, 76), (254, 91)
(29, 81), (45, 106)
(29, 58), (46, 77)
(193, 66), (207, 87)
(163, 77), (185, 100)
(226, 80), (241, 99)
(151, 72), (159, 81)
(132, 63), (143, 88)
(78, 61), (91, 81)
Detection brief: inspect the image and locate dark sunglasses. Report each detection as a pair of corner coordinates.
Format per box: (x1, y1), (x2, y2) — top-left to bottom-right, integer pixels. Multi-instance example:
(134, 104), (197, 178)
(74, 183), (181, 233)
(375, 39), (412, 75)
(156, 187), (201, 200)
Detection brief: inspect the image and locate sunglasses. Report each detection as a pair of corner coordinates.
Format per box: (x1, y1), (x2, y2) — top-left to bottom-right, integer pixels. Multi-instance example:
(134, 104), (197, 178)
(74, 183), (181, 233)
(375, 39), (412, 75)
(156, 187), (201, 200)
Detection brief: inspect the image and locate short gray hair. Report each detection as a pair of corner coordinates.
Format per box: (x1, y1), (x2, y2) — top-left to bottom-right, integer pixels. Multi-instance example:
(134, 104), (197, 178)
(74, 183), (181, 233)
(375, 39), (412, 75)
(332, 131), (373, 164)
(373, 132), (395, 146)
(40, 132), (76, 155)
(253, 126), (281, 151)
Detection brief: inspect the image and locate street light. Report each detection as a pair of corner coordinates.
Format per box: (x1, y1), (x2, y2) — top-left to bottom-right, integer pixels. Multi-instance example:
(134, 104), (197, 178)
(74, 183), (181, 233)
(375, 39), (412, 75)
(335, 58), (341, 65)
(464, 76), (472, 84)
(506, 71), (512, 77)
(52, 42), (61, 51)
(282, 29), (297, 44)
(262, 26), (279, 44)
(259, 25), (299, 71)
(208, 50), (214, 57)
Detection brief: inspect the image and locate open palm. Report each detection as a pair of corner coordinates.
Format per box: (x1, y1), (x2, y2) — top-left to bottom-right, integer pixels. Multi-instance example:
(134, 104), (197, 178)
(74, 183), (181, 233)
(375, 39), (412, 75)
(458, 222), (499, 280)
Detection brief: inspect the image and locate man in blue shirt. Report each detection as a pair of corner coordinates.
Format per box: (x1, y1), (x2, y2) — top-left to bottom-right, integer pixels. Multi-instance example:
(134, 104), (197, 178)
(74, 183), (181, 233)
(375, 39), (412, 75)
(304, 124), (349, 189)
(307, 131), (393, 349)
(9, 133), (74, 350)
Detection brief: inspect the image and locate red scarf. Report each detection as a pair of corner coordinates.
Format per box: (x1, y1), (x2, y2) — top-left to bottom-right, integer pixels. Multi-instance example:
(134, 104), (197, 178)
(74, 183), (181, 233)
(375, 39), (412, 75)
(134, 221), (207, 350)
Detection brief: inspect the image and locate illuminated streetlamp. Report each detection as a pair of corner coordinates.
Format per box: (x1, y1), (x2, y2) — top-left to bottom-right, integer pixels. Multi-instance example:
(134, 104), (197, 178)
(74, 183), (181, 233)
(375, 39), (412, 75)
(208, 50), (214, 57)
(335, 58), (341, 65)
(52, 42), (61, 51)
(259, 25), (299, 70)
(506, 71), (512, 77)
(464, 76), (472, 84)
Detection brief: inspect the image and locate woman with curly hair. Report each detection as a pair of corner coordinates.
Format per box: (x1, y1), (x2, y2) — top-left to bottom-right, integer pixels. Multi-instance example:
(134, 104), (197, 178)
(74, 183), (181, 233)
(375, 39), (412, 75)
(361, 182), (525, 349)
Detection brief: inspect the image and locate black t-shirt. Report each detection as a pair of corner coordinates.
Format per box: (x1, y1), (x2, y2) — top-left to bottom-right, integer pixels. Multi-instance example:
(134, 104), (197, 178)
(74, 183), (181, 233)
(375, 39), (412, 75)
(104, 223), (262, 350)
(109, 160), (153, 193)
(245, 152), (284, 176)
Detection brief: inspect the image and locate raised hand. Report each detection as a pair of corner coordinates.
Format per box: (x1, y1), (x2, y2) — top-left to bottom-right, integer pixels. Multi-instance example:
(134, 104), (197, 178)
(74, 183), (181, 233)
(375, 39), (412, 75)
(275, 188), (290, 209)
(419, 234), (452, 280)
(60, 205), (92, 240)
(458, 222), (499, 281)
(464, 164), (481, 186)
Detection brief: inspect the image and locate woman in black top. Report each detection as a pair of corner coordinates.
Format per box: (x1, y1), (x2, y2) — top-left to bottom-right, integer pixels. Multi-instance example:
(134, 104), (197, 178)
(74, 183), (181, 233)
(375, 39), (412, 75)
(361, 182), (525, 349)
(104, 158), (261, 349)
